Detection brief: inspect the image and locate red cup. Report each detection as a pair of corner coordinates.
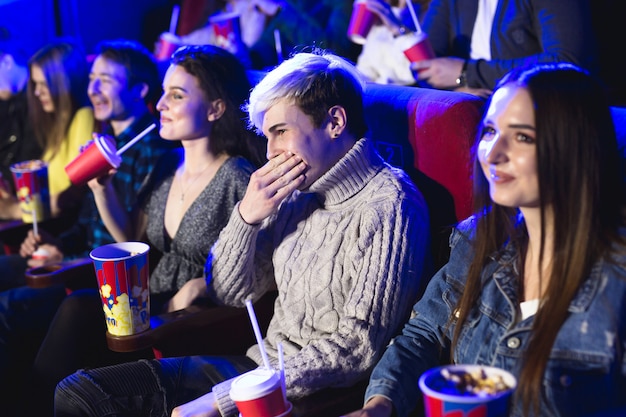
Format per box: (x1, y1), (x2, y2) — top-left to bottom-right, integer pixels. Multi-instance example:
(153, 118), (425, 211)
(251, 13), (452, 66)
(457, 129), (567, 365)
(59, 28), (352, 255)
(65, 135), (121, 186)
(31, 248), (51, 261)
(154, 32), (181, 61)
(10, 160), (51, 223)
(347, 0), (379, 45)
(209, 12), (242, 51)
(419, 365), (516, 417)
(401, 31), (436, 64)
(90, 242), (151, 336)
(230, 368), (290, 417)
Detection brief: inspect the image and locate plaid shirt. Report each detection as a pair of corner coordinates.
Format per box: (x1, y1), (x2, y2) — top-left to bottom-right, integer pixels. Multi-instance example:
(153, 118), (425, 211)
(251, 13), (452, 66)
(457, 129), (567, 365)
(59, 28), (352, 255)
(59, 112), (177, 258)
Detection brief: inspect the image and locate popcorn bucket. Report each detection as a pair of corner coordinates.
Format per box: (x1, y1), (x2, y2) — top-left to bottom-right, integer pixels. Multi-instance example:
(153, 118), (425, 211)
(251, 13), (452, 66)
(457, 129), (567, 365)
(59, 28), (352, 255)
(209, 11), (242, 51)
(90, 242), (151, 336)
(10, 160), (51, 223)
(419, 365), (517, 417)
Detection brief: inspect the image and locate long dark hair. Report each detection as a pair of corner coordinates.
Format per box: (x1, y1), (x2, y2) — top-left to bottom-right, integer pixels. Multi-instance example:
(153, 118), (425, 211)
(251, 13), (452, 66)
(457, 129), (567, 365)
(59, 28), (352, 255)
(170, 45), (266, 167)
(27, 40), (89, 156)
(451, 63), (624, 414)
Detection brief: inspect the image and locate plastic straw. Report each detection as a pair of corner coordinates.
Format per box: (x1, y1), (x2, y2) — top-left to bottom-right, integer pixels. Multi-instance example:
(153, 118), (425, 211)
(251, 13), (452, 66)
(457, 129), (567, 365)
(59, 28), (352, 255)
(274, 29), (283, 64)
(31, 203), (38, 238)
(405, 0), (422, 34)
(245, 299), (272, 370)
(278, 342), (287, 405)
(169, 5), (180, 34)
(116, 124), (156, 156)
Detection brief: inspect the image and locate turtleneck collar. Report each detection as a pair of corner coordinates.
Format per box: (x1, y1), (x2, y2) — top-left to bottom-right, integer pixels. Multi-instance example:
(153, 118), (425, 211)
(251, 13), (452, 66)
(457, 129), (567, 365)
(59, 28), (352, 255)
(306, 138), (385, 206)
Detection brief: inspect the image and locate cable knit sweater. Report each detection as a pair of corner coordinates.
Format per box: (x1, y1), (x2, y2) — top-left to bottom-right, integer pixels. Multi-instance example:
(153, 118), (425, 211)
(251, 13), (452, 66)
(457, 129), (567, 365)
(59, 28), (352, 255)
(207, 138), (431, 416)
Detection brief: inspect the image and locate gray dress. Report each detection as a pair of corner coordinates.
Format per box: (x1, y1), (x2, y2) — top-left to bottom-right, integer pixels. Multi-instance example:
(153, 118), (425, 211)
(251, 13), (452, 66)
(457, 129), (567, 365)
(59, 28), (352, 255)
(145, 150), (254, 295)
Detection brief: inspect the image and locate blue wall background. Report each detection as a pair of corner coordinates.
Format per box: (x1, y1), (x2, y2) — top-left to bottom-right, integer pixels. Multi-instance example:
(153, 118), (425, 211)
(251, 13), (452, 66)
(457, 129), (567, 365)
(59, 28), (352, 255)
(1, 0), (174, 59)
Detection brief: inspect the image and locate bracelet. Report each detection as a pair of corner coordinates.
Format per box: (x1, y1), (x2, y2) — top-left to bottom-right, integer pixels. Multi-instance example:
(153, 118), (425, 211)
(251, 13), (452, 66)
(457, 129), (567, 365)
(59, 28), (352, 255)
(455, 59), (468, 87)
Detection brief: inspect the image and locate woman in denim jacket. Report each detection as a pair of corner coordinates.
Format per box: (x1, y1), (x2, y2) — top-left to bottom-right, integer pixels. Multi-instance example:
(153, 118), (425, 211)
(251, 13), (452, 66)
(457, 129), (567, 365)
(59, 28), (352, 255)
(345, 63), (626, 417)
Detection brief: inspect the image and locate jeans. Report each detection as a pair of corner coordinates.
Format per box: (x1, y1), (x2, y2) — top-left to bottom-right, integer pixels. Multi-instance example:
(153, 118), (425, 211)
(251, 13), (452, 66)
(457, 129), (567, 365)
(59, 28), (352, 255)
(55, 355), (258, 417)
(0, 283), (67, 416)
(27, 288), (154, 417)
(0, 254), (28, 291)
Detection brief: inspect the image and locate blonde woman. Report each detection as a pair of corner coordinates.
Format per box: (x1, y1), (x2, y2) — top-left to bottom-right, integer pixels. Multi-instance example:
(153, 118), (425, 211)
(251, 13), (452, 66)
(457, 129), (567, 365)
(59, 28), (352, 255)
(0, 40), (94, 220)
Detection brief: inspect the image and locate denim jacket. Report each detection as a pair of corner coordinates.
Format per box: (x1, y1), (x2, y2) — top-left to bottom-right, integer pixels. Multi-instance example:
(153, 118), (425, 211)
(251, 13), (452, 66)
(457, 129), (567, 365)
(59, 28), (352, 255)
(365, 218), (626, 417)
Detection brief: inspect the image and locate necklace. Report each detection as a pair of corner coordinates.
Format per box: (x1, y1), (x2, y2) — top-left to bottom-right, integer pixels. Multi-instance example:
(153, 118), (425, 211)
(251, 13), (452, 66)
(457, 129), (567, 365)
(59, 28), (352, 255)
(177, 163), (211, 203)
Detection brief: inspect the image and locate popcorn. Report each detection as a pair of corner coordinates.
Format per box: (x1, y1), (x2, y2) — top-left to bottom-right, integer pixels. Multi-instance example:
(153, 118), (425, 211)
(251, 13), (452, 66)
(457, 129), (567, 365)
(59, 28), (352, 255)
(13, 160), (46, 170)
(438, 367), (513, 397)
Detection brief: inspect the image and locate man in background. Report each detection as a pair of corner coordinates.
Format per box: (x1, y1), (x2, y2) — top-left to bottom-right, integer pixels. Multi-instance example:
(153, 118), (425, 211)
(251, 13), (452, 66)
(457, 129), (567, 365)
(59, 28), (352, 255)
(0, 42), (41, 213)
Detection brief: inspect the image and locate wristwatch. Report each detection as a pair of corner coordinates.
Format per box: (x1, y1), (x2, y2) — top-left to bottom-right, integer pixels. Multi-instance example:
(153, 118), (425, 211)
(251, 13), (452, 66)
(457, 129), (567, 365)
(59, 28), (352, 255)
(456, 59), (468, 87)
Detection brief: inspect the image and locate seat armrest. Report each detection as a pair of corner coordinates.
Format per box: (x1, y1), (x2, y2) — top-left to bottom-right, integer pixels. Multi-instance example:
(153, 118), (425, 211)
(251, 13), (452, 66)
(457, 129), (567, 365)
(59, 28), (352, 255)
(106, 290), (278, 357)
(0, 219), (28, 254)
(25, 258), (95, 290)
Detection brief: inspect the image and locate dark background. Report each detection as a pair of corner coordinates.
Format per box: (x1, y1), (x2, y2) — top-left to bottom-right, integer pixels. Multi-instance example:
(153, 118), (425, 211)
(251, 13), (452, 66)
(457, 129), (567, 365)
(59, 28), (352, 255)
(0, 0), (177, 58)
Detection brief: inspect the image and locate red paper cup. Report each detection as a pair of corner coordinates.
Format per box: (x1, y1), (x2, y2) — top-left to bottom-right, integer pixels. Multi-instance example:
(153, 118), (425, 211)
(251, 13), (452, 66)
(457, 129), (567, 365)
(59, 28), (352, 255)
(90, 242), (151, 336)
(401, 32), (436, 64)
(65, 135), (121, 186)
(230, 368), (290, 417)
(10, 160), (51, 223)
(347, 0), (379, 45)
(419, 365), (516, 417)
(154, 32), (181, 61)
(209, 12), (242, 50)
(31, 248), (51, 261)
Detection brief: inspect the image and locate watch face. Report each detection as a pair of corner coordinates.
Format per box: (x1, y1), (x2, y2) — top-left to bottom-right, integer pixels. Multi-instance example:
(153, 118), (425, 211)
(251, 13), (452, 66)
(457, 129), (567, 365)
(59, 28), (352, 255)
(456, 60), (468, 87)
(456, 73), (466, 86)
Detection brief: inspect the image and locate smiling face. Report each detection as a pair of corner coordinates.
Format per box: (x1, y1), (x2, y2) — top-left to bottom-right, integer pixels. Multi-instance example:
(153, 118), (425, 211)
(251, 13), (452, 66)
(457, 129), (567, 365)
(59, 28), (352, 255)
(88, 56), (134, 123)
(156, 64), (214, 141)
(30, 64), (54, 113)
(477, 84), (539, 209)
(261, 99), (335, 189)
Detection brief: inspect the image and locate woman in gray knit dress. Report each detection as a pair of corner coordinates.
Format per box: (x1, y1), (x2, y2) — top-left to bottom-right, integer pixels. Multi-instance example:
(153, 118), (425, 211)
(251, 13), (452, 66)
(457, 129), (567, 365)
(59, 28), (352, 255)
(89, 45), (265, 305)
(24, 45), (266, 414)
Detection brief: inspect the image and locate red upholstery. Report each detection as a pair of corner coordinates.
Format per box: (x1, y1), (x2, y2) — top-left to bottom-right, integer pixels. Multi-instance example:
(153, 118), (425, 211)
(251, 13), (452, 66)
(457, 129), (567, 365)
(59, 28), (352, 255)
(363, 84), (485, 222)
(409, 92), (484, 221)
(177, 0), (226, 36)
(363, 84), (485, 268)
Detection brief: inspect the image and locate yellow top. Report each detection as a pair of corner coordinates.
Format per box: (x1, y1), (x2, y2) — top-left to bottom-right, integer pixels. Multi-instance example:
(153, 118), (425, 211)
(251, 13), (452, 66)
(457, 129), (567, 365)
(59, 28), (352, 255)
(42, 107), (94, 195)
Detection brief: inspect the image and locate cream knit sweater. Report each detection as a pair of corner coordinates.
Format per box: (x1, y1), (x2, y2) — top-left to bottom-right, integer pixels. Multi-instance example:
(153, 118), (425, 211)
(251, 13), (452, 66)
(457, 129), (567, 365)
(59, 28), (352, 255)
(208, 138), (431, 414)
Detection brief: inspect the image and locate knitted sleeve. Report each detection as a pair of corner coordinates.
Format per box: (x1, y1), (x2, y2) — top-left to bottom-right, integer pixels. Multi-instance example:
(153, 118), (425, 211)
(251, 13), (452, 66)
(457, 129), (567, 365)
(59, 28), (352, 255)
(281, 194), (430, 398)
(204, 201), (278, 306)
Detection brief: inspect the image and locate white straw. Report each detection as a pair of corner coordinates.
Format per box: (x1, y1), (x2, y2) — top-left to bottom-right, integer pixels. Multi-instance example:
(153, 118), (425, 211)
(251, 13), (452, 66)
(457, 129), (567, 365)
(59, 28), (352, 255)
(405, 0), (422, 34)
(278, 342), (287, 405)
(274, 29), (283, 64)
(116, 124), (156, 156)
(169, 5), (180, 34)
(31, 203), (38, 238)
(245, 299), (272, 369)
